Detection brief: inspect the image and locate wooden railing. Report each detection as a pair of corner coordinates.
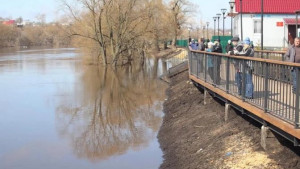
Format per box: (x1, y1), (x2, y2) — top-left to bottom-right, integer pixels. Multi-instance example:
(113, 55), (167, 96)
(254, 50), (286, 61)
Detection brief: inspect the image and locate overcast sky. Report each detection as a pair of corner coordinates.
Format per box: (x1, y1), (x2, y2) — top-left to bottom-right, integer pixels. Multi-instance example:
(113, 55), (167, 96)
(189, 0), (232, 28)
(0, 0), (232, 27)
(0, 0), (62, 22)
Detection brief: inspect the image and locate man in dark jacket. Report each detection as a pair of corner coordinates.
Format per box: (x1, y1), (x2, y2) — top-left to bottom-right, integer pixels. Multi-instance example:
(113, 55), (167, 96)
(228, 36), (243, 95)
(226, 40), (233, 53)
(213, 39), (223, 53)
(212, 39), (222, 85)
(285, 37), (300, 92)
(228, 36), (242, 55)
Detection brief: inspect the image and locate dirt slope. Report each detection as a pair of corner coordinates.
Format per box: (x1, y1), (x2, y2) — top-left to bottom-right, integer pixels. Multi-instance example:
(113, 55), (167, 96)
(158, 70), (300, 169)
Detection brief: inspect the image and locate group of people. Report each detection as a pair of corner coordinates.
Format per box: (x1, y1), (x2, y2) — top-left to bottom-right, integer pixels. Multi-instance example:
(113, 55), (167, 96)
(189, 36), (300, 98)
(189, 36), (255, 99)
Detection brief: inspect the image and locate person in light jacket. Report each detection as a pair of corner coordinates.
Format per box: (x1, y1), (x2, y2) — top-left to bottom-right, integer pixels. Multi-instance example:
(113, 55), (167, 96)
(285, 37), (300, 93)
(234, 37), (254, 99)
(206, 42), (214, 80)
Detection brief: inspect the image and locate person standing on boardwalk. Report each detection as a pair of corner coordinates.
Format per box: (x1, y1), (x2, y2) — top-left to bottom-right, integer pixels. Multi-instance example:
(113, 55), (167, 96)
(284, 37), (300, 93)
(228, 36), (243, 96)
(198, 38), (205, 51)
(197, 38), (206, 73)
(206, 42), (215, 80)
(226, 40), (233, 53)
(228, 36), (243, 55)
(212, 39), (222, 85)
(234, 37), (255, 99)
(189, 39), (198, 50)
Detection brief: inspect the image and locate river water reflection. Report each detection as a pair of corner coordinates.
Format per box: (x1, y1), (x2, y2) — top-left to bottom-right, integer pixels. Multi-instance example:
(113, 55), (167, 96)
(0, 48), (168, 169)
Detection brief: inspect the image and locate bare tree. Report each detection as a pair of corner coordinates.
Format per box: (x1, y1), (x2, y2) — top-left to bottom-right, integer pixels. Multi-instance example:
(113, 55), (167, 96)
(35, 13), (46, 25)
(62, 0), (155, 66)
(168, 0), (193, 46)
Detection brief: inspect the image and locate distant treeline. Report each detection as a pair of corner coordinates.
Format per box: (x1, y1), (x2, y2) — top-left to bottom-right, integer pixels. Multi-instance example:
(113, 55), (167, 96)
(0, 24), (71, 48)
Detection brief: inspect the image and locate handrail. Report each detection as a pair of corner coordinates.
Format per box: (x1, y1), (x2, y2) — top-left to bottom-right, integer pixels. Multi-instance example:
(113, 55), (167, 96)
(190, 50), (300, 67)
(255, 49), (286, 54)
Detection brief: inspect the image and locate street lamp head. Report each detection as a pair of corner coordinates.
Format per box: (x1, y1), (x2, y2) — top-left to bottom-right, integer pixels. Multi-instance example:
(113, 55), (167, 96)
(221, 8), (227, 15)
(229, 0), (235, 9)
(213, 17), (217, 21)
(206, 22), (209, 26)
(216, 13), (221, 18)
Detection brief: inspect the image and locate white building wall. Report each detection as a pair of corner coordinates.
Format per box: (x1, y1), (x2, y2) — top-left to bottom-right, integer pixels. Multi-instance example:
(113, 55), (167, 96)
(233, 14), (294, 49)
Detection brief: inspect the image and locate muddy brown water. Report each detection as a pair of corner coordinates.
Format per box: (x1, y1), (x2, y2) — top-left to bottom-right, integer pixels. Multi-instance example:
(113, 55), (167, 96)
(0, 48), (170, 169)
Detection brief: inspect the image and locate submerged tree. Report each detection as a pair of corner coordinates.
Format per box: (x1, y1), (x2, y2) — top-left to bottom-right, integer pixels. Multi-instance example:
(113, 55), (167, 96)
(62, 0), (193, 66)
(62, 0), (152, 66)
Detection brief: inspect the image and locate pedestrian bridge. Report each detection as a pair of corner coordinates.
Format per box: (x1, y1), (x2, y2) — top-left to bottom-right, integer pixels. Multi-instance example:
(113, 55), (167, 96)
(188, 49), (300, 146)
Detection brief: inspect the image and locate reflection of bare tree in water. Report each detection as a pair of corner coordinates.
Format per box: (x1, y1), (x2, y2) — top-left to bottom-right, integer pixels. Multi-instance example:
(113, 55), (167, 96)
(56, 61), (166, 161)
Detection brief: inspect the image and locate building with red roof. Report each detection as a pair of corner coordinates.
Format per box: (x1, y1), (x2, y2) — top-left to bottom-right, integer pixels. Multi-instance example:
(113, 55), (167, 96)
(230, 0), (300, 48)
(2, 20), (15, 25)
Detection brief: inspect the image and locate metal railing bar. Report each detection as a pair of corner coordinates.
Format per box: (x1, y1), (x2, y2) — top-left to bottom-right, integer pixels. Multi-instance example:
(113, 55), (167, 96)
(190, 50), (300, 67)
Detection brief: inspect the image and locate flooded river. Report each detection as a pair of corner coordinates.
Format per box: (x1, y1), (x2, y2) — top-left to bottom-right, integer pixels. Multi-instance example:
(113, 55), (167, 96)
(0, 48), (168, 169)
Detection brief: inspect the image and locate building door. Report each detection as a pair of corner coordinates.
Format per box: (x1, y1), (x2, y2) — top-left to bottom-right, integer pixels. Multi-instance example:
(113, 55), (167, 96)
(288, 25), (296, 45)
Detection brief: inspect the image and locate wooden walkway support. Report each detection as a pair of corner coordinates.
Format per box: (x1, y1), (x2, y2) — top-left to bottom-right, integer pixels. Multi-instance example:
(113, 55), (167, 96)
(188, 50), (300, 146)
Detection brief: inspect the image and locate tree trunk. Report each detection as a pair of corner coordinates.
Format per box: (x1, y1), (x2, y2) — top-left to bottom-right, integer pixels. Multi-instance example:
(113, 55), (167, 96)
(172, 36), (177, 46)
(100, 47), (107, 65)
(155, 33), (160, 51)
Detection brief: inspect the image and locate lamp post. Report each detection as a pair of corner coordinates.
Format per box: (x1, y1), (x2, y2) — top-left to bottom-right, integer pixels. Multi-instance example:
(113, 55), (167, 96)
(188, 27), (191, 43)
(296, 10), (300, 38)
(261, 0), (264, 50)
(206, 22), (209, 39)
(221, 9), (227, 36)
(217, 13), (221, 39)
(213, 17), (217, 37)
(229, 0), (235, 36)
(240, 0), (243, 40)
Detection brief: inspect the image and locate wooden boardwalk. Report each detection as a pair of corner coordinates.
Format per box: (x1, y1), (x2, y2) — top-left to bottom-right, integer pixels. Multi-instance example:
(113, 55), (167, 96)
(188, 51), (300, 143)
(194, 69), (296, 123)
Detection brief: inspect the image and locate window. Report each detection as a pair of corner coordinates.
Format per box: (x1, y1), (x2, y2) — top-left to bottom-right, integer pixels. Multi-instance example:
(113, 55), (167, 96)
(254, 20), (261, 34)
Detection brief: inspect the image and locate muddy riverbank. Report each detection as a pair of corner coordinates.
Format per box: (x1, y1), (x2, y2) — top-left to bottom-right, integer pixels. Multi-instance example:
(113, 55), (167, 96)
(158, 69), (300, 169)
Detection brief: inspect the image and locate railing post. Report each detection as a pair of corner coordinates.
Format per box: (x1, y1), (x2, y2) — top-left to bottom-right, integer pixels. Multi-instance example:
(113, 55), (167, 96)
(242, 60), (246, 101)
(264, 62), (269, 112)
(282, 53), (285, 61)
(295, 67), (300, 129)
(189, 51), (192, 75)
(226, 56), (230, 93)
(204, 53), (207, 82)
(266, 52), (269, 59)
(213, 55), (217, 87)
(196, 53), (199, 78)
